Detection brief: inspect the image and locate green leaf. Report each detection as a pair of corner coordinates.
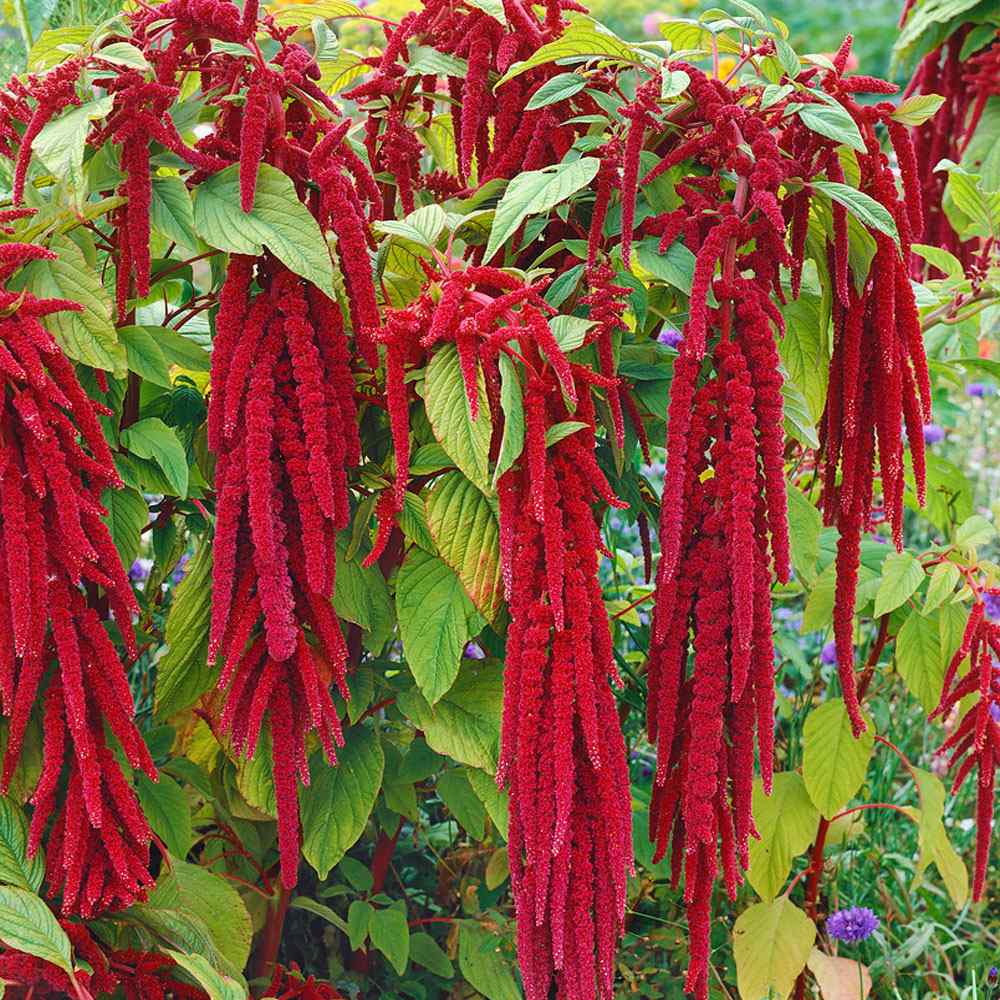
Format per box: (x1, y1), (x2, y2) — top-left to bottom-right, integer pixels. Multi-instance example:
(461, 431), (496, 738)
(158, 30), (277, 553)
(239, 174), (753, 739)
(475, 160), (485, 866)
(911, 242), (964, 280)
(193, 163), (336, 296)
(347, 899), (374, 951)
(779, 289), (827, 424)
(495, 16), (638, 86)
(155, 544), (215, 719)
(544, 420), (588, 447)
(955, 512), (996, 550)
(923, 561), (960, 615)
(136, 773), (192, 859)
(374, 204), (447, 249)
(151, 177), (198, 248)
(97, 41), (150, 70)
(891, 93), (946, 126)
(459, 924), (521, 1000)
(635, 237), (697, 294)
(661, 68), (691, 99)
(406, 45), (468, 77)
(747, 772), (820, 900)
(289, 896), (349, 933)
(782, 373), (820, 448)
(101, 486), (147, 570)
(370, 903), (410, 975)
(397, 660), (503, 771)
(895, 608), (947, 715)
(734, 897), (816, 1000)
(267, 0), (366, 26)
(396, 549), (482, 704)
(33, 95), (115, 196)
(906, 767), (968, 907)
(873, 550), (924, 618)
(163, 950), (247, 1000)
(410, 931), (454, 978)
(936, 159), (1000, 239)
(0, 796), (44, 892)
(485, 847), (510, 889)
(424, 344), (493, 492)
(148, 858), (253, 972)
(549, 314), (595, 353)
(493, 354), (524, 486)
(27, 27), (92, 70)
(802, 699), (874, 818)
(525, 73), (587, 110)
(11, 232), (125, 376)
(121, 417), (189, 498)
(485, 157), (601, 261)
(118, 325), (173, 388)
(786, 484), (822, 586)
(339, 856), (375, 893)
(466, 766), (510, 839)
(300, 726), (384, 880)
(425, 473), (502, 621)
(0, 886), (73, 974)
(122, 324), (211, 373)
(437, 769), (487, 839)
(332, 537), (394, 650)
(792, 101), (866, 152)
(811, 180), (901, 246)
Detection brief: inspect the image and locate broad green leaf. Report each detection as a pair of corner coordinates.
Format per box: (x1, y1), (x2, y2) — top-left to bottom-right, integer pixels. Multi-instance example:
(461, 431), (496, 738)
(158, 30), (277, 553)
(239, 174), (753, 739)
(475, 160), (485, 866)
(97, 41), (150, 70)
(437, 768), (487, 839)
(155, 544), (215, 719)
(406, 45), (468, 77)
(347, 900), (374, 951)
(496, 16), (638, 86)
(733, 898), (815, 1000)
(151, 177), (198, 248)
(375, 204), (447, 249)
(27, 27), (92, 70)
(148, 858), (253, 972)
(137, 773), (192, 859)
(400, 490), (437, 554)
(955, 513), (996, 550)
(661, 68), (691, 99)
(338, 856), (375, 893)
(424, 345), (493, 492)
(526, 73), (587, 110)
(485, 847), (510, 889)
(411, 931), (454, 978)
(459, 924), (521, 1000)
(923, 562), (960, 615)
(896, 608), (947, 714)
(802, 699), (874, 818)
(906, 767), (968, 907)
(485, 157), (601, 261)
(289, 896), (349, 933)
(493, 353), (525, 486)
(786, 484), (822, 586)
(396, 549), (482, 704)
(33, 95), (115, 196)
(807, 949), (872, 999)
(101, 486), (147, 570)
(11, 232), (126, 376)
(0, 796), (44, 892)
(370, 903), (410, 975)
(193, 163), (336, 296)
(891, 93), (945, 126)
(300, 726), (384, 880)
(873, 551), (924, 618)
(779, 289), (828, 423)
(782, 373), (820, 448)
(910, 243), (964, 280)
(545, 420), (588, 447)
(118, 325), (173, 387)
(121, 417), (189, 498)
(164, 950), (247, 1000)
(747, 772), (820, 900)
(333, 537), (394, 651)
(425, 473), (502, 621)
(267, 0), (366, 25)
(0, 886), (72, 974)
(397, 660), (503, 771)
(936, 160), (1000, 240)
(792, 102), (866, 152)
(466, 766), (510, 839)
(635, 237), (697, 294)
(811, 180), (900, 246)
(121, 324), (211, 372)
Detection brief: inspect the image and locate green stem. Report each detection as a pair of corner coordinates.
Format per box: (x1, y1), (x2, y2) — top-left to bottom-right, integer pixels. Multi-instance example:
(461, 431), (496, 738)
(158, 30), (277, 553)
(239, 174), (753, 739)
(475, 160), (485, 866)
(13, 0), (33, 53)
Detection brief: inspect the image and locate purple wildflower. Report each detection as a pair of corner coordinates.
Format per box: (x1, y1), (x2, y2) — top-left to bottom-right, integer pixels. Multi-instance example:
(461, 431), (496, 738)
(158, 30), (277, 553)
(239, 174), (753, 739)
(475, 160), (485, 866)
(129, 558), (151, 582)
(967, 383), (996, 398)
(984, 590), (1000, 621)
(821, 641), (837, 666)
(922, 423), (945, 444)
(171, 552), (190, 585)
(990, 703), (1000, 725)
(657, 326), (683, 348)
(826, 907), (879, 943)
(464, 641), (485, 660)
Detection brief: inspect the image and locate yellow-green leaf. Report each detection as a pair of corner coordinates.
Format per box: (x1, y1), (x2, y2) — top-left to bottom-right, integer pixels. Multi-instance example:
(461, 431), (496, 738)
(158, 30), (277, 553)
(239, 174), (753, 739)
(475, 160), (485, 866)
(734, 897), (815, 1000)
(802, 699), (874, 818)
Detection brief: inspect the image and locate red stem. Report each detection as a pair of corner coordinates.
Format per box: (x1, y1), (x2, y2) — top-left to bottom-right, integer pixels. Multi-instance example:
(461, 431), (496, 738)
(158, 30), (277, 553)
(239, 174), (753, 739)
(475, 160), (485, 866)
(252, 883), (293, 982)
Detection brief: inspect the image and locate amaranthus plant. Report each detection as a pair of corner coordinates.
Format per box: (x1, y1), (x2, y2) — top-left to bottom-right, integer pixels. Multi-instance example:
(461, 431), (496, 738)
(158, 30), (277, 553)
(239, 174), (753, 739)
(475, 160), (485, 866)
(0, 0), (997, 997)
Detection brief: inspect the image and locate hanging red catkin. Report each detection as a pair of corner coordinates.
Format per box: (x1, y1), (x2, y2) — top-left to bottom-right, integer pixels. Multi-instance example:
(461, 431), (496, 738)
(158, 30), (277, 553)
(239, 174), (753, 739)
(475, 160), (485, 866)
(931, 598), (999, 900)
(208, 258), (358, 889)
(497, 363), (632, 1000)
(0, 245), (156, 915)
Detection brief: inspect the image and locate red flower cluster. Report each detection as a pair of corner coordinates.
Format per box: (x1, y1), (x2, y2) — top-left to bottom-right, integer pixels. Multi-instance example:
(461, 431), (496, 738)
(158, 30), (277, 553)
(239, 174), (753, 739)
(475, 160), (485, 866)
(266, 963), (344, 999)
(208, 258), (359, 889)
(902, 24), (999, 269)
(0, 922), (208, 999)
(931, 598), (1000, 900)
(0, 244), (155, 915)
(497, 366), (631, 1000)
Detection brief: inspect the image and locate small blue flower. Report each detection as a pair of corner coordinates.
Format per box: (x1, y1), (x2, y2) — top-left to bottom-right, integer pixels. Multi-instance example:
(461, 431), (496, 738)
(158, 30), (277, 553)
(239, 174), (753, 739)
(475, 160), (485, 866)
(988, 965), (999, 986)
(657, 326), (683, 348)
(129, 559), (151, 582)
(821, 641), (837, 666)
(826, 906), (879, 943)
(922, 423), (945, 444)
(171, 553), (190, 585)
(984, 591), (1000, 621)
(464, 642), (485, 660)
(967, 382), (996, 398)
